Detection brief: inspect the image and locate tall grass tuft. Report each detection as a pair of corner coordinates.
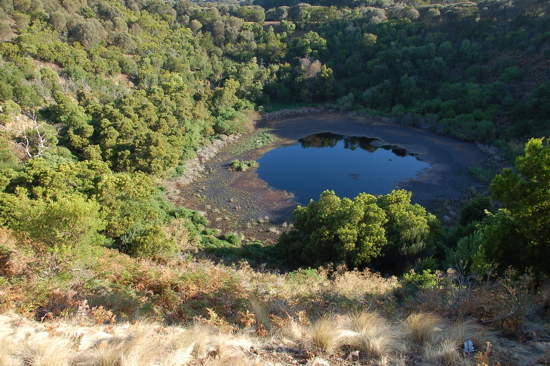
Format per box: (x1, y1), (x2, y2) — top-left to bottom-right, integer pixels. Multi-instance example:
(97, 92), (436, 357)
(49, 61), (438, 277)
(424, 338), (461, 365)
(0, 331), (19, 366)
(309, 316), (342, 353)
(21, 333), (75, 366)
(445, 320), (483, 347)
(404, 312), (445, 344)
(341, 311), (407, 358)
(249, 299), (270, 331)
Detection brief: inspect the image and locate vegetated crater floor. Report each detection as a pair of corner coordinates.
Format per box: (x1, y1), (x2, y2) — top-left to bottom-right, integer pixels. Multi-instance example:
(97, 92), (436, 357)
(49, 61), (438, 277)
(169, 111), (491, 245)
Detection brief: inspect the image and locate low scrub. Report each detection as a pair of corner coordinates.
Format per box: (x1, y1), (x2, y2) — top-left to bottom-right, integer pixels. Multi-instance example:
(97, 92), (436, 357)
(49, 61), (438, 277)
(229, 159), (258, 171)
(0, 228), (548, 365)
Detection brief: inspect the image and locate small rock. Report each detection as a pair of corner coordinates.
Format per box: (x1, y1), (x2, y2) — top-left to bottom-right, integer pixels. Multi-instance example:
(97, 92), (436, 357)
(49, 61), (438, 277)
(464, 340), (475, 353)
(347, 350), (360, 361)
(308, 358), (330, 366)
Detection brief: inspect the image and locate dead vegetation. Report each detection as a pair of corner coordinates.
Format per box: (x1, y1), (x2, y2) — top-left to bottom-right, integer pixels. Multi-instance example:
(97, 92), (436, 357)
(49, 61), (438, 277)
(0, 161), (548, 360)
(1, 224), (550, 365)
(0, 307), (536, 366)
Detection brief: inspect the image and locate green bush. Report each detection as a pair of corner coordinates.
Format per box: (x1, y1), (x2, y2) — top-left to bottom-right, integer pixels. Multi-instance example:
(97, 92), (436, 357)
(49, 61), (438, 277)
(277, 191), (387, 268)
(446, 229), (485, 274)
(402, 269), (437, 292)
(131, 225), (178, 258)
(223, 232), (242, 246)
(252, 133), (276, 148)
(277, 190), (441, 272)
(499, 66), (523, 82)
(229, 159), (257, 171)
(481, 138), (550, 278)
(458, 195), (494, 226)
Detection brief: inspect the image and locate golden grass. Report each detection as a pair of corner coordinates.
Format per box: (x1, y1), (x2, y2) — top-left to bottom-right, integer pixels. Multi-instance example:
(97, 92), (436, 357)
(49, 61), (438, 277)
(411, 318), (484, 366)
(0, 314), (259, 366)
(14, 330), (75, 366)
(0, 227), (546, 365)
(341, 311), (407, 358)
(424, 338), (461, 365)
(0, 331), (19, 366)
(309, 316), (342, 352)
(0, 306), (534, 366)
(404, 312), (446, 344)
(279, 317), (307, 342)
(445, 320), (484, 347)
(330, 268), (400, 298)
(249, 299), (270, 331)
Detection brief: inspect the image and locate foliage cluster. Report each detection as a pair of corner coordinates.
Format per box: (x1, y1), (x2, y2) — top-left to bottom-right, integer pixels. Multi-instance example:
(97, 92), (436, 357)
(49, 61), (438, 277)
(442, 138), (550, 281)
(229, 159), (258, 171)
(279, 137), (550, 284)
(278, 189), (442, 272)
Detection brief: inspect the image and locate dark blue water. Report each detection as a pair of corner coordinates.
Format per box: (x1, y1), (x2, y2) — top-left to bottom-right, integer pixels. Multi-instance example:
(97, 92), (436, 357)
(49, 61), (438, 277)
(256, 133), (431, 205)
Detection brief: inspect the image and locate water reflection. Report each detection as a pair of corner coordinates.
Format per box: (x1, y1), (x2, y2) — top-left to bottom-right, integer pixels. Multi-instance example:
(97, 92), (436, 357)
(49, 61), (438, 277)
(256, 132), (431, 205)
(299, 133), (378, 152)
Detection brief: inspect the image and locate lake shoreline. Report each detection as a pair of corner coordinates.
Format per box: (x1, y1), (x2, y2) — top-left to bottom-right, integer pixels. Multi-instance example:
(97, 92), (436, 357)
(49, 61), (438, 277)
(166, 111), (493, 244)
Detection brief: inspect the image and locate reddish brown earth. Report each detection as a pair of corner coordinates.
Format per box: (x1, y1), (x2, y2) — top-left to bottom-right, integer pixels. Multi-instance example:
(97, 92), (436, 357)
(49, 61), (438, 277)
(167, 111), (493, 244)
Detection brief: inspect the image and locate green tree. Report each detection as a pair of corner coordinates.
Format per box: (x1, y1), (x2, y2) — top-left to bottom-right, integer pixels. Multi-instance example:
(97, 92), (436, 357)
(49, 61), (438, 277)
(0, 135), (18, 170)
(483, 138), (550, 277)
(71, 18), (107, 50)
(49, 91), (93, 153)
(278, 190), (388, 268)
(373, 190), (442, 273)
(1, 191), (106, 250)
(237, 5), (265, 23)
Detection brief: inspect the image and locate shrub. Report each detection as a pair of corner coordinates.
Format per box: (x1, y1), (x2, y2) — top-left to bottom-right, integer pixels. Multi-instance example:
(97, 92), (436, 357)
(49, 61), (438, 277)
(229, 160), (257, 171)
(223, 232), (242, 246)
(499, 66), (523, 82)
(278, 190), (442, 272)
(403, 269), (438, 293)
(252, 133), (276, 148)
(278, 191), (387, 268)
(124, 225), (178, 258)
(482, 138), (550, 277)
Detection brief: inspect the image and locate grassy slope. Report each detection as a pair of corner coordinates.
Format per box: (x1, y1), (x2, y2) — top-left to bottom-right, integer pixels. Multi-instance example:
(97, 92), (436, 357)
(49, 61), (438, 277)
(1, 227), (550, 365)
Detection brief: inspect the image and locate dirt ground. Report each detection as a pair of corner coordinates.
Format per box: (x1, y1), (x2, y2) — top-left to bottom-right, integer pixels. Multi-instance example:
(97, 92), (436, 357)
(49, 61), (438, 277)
(166, 111), (493, 244)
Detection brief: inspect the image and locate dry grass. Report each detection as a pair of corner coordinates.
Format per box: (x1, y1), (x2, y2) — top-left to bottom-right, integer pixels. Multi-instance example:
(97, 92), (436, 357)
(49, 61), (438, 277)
(0, 331), (19, 366)
(249, 299), (270, 331)
(445, 320), (484, 347)
(1, 228), (548, 365)
(407, 316), (485, 365)
(424, 338), (461, 365)
(309, 316), (342, 352)
(279, 315), (308, 342)
(341, 311), (406, 358)
(0, 306), (540, 366)
(329, 268), (400, 298)
(0, 314), (263, 366)
(404, 312), (446, 344)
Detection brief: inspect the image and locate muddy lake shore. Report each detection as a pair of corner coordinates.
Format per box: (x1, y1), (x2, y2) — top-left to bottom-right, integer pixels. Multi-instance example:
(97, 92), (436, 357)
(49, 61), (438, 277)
(166, 111), (492, 245)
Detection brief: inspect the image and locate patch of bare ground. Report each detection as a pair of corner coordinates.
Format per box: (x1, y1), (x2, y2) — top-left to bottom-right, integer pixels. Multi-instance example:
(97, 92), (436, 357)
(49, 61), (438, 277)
(263, 21), (281, 33)
(165, 131), (296, 245)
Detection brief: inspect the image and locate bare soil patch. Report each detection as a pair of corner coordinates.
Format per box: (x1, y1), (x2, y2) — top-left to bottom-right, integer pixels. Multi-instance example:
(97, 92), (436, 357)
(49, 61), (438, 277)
(166, 110), (492, 244)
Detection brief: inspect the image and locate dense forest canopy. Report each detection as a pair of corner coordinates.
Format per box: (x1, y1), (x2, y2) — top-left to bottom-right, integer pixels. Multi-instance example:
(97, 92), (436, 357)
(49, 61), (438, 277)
(0, 0), (549, 275)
